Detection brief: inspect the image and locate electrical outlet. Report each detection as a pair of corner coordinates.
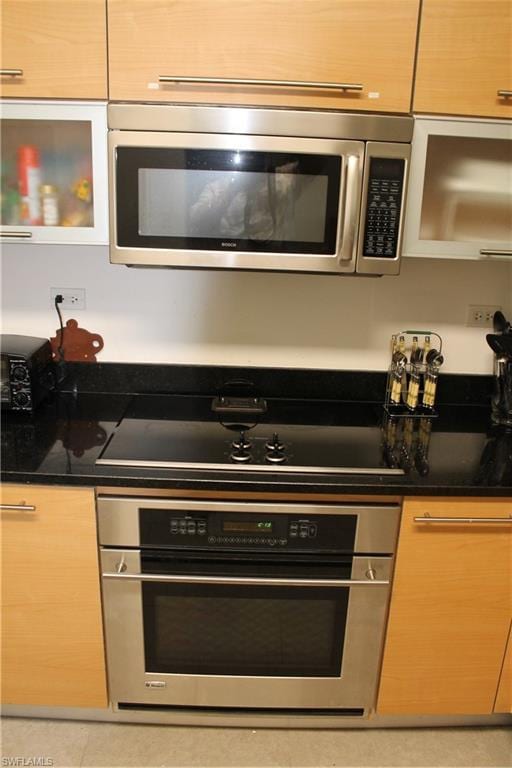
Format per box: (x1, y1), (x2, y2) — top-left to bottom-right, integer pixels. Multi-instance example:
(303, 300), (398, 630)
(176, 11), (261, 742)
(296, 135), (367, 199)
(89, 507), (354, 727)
(51, 287), (86, 310)
(466, 304), (502, 328)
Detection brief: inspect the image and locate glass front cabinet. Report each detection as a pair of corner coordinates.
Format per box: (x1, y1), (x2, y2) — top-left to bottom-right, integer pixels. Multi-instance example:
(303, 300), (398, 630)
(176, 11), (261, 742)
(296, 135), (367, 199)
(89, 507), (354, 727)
(0, 101), (108, 245)
(402, 117), (512, 262)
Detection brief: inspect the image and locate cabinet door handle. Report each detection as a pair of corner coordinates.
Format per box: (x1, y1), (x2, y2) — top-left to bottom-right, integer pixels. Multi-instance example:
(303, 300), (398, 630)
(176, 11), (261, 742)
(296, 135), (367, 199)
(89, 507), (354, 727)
(480, 249), (512, 259)
(414, 515), (512, 525)
(0, 69), (23, 77)
(0, 231), (33, 239)
(158, 75), (364, 93)
(497, 90), (512, 99)
(0, 504), (36, 512)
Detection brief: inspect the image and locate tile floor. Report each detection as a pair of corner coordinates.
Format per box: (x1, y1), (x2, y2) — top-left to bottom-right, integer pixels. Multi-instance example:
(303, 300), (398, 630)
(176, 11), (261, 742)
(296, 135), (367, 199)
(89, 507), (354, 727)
(1, 718), (511, 768)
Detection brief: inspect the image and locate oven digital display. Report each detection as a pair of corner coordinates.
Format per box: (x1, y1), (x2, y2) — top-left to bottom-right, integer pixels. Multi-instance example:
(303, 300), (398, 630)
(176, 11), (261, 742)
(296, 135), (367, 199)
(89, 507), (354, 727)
(223, 521), (273, 533)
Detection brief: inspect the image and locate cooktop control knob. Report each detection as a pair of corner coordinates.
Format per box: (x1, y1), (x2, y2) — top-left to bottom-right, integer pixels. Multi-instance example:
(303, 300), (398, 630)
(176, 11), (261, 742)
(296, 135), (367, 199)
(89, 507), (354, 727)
(230, 449), (252, 463)
(266, 451), (286, 464)
(265, 432), (284, 452)
(232, 430), (251, 451)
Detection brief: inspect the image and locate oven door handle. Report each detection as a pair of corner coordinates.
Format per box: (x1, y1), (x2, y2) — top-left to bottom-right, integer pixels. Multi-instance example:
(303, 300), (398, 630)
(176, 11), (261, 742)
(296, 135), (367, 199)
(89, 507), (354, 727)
(102, 572), (389, 587)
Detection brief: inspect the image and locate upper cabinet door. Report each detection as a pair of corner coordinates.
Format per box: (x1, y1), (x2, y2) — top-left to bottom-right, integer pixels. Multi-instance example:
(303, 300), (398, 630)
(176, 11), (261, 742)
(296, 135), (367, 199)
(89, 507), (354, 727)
(414, 0), (512, 118)
(108, 0), (420, 113)
(0, 0), (107, 99)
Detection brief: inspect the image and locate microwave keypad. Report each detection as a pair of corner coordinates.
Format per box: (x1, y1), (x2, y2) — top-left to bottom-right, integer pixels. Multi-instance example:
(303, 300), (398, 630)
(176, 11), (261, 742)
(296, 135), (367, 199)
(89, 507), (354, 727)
(363, 158), (405, 259)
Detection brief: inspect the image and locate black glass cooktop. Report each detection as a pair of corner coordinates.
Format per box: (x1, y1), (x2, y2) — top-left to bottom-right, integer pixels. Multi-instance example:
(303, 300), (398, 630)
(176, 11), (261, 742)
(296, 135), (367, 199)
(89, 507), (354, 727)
(97, 396), (405, 475)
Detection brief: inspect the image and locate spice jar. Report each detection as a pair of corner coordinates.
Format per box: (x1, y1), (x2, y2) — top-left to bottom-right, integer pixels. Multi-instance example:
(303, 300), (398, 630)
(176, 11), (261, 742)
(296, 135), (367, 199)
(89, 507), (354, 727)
(40, 184), (59, 226)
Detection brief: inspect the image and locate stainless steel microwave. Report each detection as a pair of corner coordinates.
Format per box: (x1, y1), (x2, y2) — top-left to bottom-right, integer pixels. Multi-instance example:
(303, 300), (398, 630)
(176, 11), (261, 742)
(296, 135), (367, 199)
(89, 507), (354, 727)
(108, 104), (412, 276)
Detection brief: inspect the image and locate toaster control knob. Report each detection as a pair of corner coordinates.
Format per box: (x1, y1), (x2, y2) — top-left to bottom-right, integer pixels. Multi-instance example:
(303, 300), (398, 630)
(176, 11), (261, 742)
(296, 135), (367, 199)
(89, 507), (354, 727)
(13, 391), (30, 408)
(12, 365), (27, 381)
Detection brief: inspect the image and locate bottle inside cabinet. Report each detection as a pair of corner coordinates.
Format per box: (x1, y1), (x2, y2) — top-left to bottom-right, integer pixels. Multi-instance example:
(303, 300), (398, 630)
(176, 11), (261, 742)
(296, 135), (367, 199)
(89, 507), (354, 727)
(1, 119), (94, 229)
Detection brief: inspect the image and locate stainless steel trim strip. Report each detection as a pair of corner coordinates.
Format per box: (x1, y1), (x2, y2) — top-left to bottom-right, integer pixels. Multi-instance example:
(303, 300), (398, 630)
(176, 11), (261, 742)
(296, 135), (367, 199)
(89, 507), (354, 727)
(0, 504), (36, 512)
(103, 573), (389, 587)
(95, 458), (404, 475)
(414, 516), (512, 525)
(497, 90), (512, 98)
(0, 231), (33, 238)
(0, 69), (23, 77)
(107, 104), (414, 143)
(158, 76), (363, 92)
(480, 249), (512, 258)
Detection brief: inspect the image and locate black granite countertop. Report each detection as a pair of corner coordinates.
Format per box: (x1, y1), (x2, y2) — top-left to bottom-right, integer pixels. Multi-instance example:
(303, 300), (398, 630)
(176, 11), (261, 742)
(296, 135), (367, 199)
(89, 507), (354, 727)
(2, 363), (511, 497)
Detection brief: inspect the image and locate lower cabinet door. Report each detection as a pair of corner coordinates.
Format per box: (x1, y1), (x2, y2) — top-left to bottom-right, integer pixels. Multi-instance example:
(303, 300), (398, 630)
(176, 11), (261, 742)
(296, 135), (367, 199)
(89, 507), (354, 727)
(1, 484), (108, 708)
(494, 620), (512, 713)
(377, 497), (512, 715)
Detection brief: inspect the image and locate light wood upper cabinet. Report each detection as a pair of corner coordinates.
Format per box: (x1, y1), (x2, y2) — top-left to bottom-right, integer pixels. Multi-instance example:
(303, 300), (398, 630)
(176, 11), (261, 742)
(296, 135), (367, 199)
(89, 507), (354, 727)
(0, 0), (107, 99)
(0, 484), (108, 708)
(414, 0), (512, 118)
(108, 0), (420, 113)
(377, 497), (512, 715)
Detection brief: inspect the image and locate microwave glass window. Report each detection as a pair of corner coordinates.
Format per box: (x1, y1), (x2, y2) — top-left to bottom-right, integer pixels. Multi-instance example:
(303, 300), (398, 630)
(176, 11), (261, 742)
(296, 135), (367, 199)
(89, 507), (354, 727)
(138, 168), (329, 243)
(116, 147), (341, 255)
(419, 135), (512, 244)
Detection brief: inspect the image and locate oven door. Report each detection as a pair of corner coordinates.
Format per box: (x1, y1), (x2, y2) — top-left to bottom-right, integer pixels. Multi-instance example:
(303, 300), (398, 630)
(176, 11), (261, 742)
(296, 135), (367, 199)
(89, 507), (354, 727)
(101, 548), (392, 713)
(109, 130), (364, 273)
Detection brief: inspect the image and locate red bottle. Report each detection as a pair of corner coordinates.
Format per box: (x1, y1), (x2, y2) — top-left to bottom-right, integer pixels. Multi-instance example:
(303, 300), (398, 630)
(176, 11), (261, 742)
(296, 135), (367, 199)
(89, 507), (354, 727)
(18, 145), (42, 225)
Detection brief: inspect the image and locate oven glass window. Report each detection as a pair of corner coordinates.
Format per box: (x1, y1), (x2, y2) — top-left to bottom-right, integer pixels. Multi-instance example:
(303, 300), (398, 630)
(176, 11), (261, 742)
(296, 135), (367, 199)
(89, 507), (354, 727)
(142, 583), (347, 677)
(116, 147), (341, 255)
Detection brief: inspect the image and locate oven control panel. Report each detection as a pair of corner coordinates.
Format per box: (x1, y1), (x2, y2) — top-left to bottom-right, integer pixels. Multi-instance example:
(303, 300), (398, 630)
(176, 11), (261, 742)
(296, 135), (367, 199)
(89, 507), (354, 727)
(141, 509), (356, 551)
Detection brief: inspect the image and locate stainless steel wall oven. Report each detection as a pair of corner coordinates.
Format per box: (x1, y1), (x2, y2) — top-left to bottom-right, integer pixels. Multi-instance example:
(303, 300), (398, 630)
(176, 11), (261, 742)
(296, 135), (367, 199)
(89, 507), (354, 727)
(98, 497), (399, 718)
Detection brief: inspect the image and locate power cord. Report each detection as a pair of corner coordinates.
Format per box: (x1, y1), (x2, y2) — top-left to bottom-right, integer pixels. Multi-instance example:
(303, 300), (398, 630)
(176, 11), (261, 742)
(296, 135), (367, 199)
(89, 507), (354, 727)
(53, 294), (67, 384)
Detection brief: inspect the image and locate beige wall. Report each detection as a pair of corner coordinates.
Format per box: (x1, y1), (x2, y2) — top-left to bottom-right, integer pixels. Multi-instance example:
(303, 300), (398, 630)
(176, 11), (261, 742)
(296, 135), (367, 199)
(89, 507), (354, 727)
(2, 244), (511, 374)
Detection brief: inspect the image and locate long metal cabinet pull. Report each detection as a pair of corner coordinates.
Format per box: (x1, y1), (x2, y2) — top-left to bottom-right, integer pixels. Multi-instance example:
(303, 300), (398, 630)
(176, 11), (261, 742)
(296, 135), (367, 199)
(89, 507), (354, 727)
(0, 231), (33, 239)
(0, 504), (36, 512)
(0, 69), (23, 77)
(103, 573), (389, 587)
(497, 90), (512, 98)
(480, 249), (512, 258)
(414, 516), (512, 525)
(158, 76), (364, 93)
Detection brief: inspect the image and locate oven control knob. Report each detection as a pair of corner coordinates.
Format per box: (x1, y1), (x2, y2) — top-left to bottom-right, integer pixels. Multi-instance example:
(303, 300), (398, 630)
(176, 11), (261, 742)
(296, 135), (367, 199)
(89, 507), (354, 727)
(232, 431), (251, 450)
(366, 568), (377, 581)
(230, 450), (251, 463)
(265, 432), (284, 452)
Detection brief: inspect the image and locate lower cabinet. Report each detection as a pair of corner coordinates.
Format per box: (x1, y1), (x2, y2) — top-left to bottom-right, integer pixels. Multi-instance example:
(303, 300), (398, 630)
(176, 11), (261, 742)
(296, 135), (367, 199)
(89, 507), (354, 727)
(494, 621), (512, 713)
(0, 484), (108, 708)
(377, 497), (512, 715)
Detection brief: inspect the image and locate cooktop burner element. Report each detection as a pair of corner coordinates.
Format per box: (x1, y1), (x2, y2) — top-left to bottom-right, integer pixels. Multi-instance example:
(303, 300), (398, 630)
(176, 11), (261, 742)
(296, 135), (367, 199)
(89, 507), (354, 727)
(96, 413), (404, 476)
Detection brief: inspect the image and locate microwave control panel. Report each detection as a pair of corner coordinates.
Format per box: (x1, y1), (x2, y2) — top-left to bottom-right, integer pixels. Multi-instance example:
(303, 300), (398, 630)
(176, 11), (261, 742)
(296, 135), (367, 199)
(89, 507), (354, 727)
(362, 157), (405, 259)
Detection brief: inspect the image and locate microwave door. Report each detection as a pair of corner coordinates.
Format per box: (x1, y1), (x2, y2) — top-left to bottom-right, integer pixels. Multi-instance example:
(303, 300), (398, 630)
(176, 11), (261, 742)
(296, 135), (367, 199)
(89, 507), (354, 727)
(109, 131), (365, 274)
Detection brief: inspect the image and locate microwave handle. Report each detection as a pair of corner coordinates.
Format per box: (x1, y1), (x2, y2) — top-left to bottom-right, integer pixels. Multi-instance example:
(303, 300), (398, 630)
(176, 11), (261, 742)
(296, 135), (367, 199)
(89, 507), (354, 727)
(338, 154), (362, 268)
